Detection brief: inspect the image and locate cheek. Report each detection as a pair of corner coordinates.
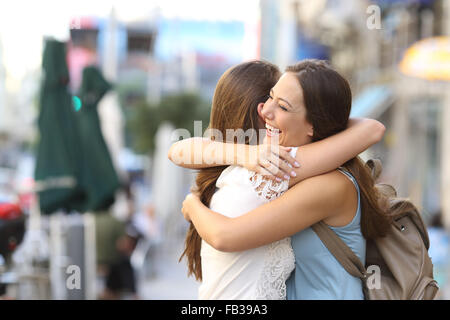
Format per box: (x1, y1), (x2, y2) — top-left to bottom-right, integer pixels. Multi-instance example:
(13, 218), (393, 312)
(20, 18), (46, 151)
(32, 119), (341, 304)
(282, 115), (310, 145)
(283, 115), (303, 134)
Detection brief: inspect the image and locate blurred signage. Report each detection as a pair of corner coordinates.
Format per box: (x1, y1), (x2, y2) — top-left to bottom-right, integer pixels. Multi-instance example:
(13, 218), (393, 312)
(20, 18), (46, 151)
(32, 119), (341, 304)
(399, 36), (450, 81)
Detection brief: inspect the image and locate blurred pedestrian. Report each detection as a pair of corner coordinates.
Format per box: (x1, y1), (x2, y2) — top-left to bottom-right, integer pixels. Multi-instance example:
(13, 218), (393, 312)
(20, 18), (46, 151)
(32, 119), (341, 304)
(103, 223), (142, 300)
(97, 181), (141, 299)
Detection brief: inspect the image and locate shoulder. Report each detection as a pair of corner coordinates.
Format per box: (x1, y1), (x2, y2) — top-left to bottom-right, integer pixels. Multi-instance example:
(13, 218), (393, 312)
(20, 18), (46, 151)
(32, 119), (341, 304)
(295, 169), (353, 192)
(289, 170), (355, 208)
(263, 169), (356, 225)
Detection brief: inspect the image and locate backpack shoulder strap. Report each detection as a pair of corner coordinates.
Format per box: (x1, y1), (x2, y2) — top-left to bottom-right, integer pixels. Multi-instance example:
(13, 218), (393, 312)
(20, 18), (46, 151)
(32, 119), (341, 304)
(311, 221), (368, 280)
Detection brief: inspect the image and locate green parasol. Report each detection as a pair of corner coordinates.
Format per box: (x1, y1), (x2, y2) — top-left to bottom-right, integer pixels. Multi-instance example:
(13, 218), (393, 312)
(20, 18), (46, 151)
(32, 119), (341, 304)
(34, 39), (84, 214)
(75, 66), (120, 212)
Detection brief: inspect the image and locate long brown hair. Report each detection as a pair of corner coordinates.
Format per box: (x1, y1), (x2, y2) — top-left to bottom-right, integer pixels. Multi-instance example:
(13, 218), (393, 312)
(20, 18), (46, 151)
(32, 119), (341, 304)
(180, 60), (281, 280)
(286, 59), (392, 240)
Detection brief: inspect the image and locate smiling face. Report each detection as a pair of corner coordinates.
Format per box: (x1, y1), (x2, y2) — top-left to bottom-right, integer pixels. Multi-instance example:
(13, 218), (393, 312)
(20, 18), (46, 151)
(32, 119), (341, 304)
(259, 72), (314, 147)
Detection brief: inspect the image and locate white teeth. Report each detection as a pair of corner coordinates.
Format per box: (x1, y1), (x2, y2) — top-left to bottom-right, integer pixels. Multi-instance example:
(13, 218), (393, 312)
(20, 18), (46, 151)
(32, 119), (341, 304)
(265, 123), (280, 133)
(265, 123), (281, 137)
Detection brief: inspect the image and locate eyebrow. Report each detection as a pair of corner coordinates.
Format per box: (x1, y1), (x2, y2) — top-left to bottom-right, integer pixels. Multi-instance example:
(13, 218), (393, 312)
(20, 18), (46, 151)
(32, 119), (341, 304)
(270, 88), (293, 109)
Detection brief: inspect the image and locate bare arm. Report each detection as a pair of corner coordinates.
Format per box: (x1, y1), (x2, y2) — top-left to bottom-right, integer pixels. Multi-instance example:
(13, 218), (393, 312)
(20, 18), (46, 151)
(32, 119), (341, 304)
(168, 118), (385, 182)
(288, 118), (385, 186)
(182, 171), (350, 252)
(168, 137), (222, 169)
(167, 137), (272, 168)
(168, 137), (295, 180)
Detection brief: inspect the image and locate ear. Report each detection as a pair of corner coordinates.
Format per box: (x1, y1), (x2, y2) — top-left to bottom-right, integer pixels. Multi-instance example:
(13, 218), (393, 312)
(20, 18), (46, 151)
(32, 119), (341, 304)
(306, 123), (314, 138)
(257, 103), (265, 124)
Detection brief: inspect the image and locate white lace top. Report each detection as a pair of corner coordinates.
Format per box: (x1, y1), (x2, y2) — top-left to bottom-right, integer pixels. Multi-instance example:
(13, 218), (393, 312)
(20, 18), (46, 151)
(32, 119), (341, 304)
(199, 148), (297, 300)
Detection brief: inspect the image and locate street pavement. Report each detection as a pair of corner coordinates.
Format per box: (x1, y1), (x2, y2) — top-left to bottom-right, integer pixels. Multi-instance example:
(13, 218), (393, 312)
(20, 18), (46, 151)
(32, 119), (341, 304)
(138, 240), (199, 300)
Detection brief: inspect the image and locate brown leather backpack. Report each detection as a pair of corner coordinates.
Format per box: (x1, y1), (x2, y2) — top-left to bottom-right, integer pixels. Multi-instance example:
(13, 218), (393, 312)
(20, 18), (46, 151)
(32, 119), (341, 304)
(312, 159), (439, 300)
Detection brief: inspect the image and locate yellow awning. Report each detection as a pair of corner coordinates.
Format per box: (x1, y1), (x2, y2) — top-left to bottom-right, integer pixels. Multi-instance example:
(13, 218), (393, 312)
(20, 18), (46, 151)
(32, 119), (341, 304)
(399, 36), (450, 81)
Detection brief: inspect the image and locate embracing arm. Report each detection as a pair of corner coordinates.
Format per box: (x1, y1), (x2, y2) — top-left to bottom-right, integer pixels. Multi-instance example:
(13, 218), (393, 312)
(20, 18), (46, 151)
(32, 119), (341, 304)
(182, 171), (349, 252)
(168, 118), (384, 180)
(168, 137), (251, 169)
(288, 118), (385, 186)
(168, 137), (296, 179)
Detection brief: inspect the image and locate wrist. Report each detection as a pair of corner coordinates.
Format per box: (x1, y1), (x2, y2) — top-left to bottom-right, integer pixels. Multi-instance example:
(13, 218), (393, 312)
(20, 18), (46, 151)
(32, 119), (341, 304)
(191, 198), (207, 220)
(186, 197), (200, 218)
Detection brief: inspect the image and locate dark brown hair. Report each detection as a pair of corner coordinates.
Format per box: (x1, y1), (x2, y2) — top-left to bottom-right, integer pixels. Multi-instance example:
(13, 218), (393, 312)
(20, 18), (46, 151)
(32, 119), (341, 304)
(179, 60), (281, 280)
(285, 59), (392, 239)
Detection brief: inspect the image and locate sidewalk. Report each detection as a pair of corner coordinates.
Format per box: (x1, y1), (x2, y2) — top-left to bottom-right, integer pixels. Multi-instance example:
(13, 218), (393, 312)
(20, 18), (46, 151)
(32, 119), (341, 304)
(138, 241), (199, 300)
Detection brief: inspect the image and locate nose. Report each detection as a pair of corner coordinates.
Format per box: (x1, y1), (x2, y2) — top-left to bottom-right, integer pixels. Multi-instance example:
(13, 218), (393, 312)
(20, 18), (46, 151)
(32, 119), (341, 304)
(261, 99), (275, 121)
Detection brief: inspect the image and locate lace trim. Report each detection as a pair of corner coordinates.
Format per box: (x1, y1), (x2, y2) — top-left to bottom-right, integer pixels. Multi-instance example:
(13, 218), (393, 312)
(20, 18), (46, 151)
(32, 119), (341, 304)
(255, 237), (295, 300)
(248, 171), (289, 202)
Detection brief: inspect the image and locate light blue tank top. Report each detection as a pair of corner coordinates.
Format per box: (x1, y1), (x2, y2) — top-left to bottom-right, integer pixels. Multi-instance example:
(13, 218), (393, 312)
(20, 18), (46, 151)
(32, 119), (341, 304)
(286, 168), (366, 300)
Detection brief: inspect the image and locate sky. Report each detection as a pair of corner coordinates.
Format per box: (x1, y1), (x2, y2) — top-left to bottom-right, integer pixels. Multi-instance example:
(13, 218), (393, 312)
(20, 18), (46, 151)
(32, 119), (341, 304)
(0, 0), (260, 92)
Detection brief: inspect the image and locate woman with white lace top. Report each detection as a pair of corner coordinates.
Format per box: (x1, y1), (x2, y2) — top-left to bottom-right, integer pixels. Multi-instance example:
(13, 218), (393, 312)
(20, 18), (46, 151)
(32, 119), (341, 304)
(168, 60), (385, 300)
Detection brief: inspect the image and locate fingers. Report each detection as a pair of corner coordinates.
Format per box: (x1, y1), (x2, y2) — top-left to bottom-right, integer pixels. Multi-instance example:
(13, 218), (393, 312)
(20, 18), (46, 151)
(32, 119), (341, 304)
(276, 147), (300, 168)
(253, 143), (300, 181)
(260, 148), (299, 179)
(267, 153), (295, 179)
(258, 147), (289, 180)
(260, 159), (285, 180)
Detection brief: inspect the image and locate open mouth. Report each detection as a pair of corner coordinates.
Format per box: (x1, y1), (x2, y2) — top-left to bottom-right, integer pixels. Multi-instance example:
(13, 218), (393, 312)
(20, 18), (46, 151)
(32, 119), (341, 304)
(265, 123), (281, 137)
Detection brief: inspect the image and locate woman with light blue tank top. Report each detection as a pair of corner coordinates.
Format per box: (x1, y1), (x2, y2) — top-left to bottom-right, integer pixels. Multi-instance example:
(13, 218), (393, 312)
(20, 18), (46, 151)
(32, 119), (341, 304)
(286, 168), (366, 300)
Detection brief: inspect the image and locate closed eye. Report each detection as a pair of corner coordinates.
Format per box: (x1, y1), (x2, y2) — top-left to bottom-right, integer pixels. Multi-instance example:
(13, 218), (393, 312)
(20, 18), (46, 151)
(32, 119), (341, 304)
(268, 92), (288, 111)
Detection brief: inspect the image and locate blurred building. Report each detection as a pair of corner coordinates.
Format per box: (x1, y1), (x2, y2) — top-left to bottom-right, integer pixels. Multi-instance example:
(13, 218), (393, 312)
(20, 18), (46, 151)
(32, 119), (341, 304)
(69, 12), (246, 102)
(150, 18), (246, 101)
(0, 36), (38, 171)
